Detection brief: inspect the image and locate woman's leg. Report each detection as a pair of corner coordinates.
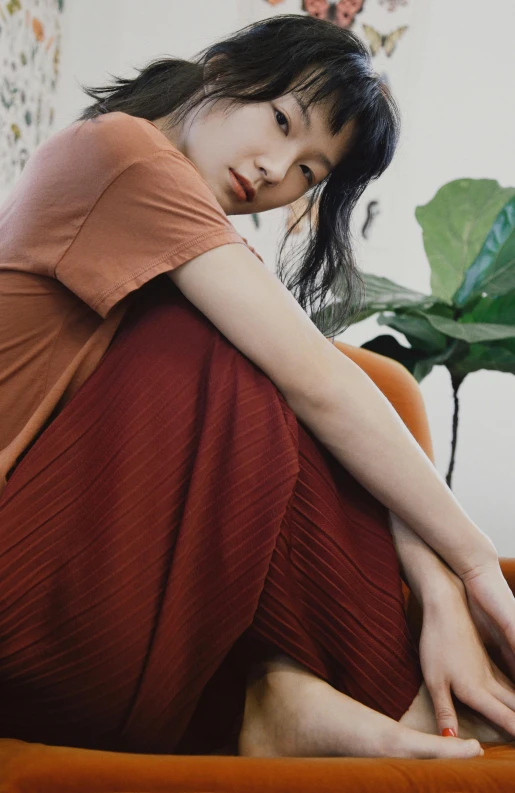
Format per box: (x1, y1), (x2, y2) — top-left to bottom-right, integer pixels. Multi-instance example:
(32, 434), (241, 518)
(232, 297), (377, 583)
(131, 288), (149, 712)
(238, 656), (485, 759)
(0, 279), (303, 754)
(242, 418), (424, 720)
(0, 279), (498, 758)
(235, 416), (498, 758)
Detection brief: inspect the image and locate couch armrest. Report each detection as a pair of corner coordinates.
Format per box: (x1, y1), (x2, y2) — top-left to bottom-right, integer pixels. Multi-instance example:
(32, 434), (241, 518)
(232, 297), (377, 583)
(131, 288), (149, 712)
(333, 341), (435, 463)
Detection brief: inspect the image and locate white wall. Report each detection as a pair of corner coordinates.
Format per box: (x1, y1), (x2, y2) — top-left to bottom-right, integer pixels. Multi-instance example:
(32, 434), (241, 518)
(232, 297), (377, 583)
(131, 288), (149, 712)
(10, 0), (515, 553)
(53, 0), (244, 130)
(345, 0), (515, 557)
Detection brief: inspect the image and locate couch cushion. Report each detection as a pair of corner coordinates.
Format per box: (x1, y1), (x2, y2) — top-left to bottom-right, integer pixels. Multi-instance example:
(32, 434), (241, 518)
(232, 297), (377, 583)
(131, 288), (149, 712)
(1, 738), (514, 793)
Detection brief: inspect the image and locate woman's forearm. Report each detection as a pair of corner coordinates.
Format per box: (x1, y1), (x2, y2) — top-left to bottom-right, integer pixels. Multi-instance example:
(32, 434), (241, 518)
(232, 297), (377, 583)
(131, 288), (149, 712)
(286, 352), (497, 577)
(388, 509), (464, 605)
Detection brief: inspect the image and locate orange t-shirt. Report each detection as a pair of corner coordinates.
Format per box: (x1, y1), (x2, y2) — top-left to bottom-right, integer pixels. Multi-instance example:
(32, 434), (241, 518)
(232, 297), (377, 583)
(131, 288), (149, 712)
(0, 111), (260, 495)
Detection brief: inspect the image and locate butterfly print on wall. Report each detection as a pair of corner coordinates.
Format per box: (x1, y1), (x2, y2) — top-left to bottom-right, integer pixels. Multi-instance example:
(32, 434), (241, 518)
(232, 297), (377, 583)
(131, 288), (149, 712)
(379, 0), (408, 11)
(362, 24), (408, 57)
(302, 0), (366, 30)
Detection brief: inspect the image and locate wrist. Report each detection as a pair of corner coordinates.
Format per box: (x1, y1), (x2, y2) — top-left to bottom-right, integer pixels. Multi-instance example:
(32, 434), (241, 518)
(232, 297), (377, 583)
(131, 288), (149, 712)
(453, 537), (499, 581)
(418, 565), (465, 611)
(389, 510), (462, 603)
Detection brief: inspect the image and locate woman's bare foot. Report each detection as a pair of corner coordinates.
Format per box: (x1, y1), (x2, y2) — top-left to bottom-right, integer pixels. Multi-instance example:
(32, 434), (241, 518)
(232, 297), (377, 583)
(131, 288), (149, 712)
(238, 655), (484, 759)
(400, 680), (515, 743)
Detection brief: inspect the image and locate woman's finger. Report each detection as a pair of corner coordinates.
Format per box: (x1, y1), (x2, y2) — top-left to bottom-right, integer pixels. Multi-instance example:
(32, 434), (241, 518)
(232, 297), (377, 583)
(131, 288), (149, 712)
(467, 690), (515, 738)
(427, 683), (459, 737)
(484, 617), (515, 681)
(499, 642), (515, 682)
(490, 658), (515, 692)
(491, 678), (515, 716)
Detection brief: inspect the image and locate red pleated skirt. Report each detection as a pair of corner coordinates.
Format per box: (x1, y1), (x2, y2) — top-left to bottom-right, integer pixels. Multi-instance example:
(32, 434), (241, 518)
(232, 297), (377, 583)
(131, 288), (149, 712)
(0, 276), (422, 755)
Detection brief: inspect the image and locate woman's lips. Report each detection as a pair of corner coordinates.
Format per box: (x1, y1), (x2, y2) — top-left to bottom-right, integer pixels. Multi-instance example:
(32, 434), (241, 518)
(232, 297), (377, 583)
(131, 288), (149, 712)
(229, 169), (255, 202)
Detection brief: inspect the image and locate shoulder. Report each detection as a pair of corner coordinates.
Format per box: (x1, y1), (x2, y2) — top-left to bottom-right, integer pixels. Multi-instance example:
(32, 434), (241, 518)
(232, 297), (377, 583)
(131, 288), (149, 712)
(27, 111), (207, 208)
(56, 111), (186, 173)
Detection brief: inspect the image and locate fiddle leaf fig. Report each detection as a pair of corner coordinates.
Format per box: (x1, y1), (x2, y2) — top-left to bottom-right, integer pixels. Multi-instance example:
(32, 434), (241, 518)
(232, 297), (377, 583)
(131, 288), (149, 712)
(377, 311), (448, 353)
(320, 178), (515, 488)
(356, 273), (437, 312)
(417, 312), (515, 343)
(415, 179), (515, 303)
(448, 339), (515, 379)
(453, 195), (515, 306)
(462, 292), (515, 324)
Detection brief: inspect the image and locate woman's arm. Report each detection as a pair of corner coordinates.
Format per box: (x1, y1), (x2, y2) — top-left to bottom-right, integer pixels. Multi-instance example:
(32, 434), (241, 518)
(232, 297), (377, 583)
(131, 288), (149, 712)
(388, 509), (464, 605)
(286, 366), (497, 578)
(169, 241), (515, 742)
(168, 242), (497, 577)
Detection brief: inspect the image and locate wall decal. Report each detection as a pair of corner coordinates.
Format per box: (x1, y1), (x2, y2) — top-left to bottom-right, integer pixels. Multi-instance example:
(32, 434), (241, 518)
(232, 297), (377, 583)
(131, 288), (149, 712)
(302, 0), (366, 30)
(0, 0), (64, 190)
(361, 200), (380, 239)
(379, 0), (408, 11)
(362, 23), (408, 56)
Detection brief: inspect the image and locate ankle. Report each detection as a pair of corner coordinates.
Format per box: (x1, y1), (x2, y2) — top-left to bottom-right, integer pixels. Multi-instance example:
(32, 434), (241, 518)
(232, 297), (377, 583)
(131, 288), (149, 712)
(239, 668), (282, 757)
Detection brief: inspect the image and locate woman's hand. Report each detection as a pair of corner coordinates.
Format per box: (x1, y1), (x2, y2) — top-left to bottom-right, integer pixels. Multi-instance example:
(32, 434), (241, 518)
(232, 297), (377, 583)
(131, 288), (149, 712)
(387, 510), (515, 736)
(461, 559), (515, 682)
(419, 573), (515, 739)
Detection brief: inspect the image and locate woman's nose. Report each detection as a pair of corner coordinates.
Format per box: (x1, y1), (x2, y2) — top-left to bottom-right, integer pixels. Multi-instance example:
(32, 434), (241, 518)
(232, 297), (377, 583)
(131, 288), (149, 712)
(256, 157), (290, 186)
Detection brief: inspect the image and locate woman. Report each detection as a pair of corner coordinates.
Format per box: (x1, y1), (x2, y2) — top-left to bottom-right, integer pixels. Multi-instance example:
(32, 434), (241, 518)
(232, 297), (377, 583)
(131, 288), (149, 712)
(1, 14), (515, 760)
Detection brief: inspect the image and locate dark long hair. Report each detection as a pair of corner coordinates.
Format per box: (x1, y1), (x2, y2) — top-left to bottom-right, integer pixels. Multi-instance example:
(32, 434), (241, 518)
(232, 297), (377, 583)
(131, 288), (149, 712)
(76, 14), (400, 337)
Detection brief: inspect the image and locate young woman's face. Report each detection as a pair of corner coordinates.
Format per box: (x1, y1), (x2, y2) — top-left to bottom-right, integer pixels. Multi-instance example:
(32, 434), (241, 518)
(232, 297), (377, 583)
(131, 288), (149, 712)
(155, 90), (356, 215)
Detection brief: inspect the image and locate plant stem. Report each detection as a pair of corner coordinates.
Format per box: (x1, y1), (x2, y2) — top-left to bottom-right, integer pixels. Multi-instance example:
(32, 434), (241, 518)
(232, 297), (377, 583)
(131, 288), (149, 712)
(446, 372), (465, 489)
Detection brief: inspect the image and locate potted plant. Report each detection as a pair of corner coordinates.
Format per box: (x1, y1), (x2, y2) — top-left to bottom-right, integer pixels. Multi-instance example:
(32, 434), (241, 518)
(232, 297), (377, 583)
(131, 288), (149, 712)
(317, 179), (515, 488)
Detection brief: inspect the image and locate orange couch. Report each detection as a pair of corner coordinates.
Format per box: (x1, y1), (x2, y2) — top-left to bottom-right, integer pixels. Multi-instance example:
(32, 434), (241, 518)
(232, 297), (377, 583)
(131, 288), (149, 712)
(1, 342), (514, 792)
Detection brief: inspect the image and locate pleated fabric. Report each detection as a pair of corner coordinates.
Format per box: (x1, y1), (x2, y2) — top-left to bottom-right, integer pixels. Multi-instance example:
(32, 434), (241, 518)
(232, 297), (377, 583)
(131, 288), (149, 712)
(0, 276), (422, 755)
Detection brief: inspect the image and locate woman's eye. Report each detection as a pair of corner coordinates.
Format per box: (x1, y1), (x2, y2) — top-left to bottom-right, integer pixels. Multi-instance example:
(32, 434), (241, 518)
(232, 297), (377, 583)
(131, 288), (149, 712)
(301, 165), (314, 186)
(274, 108), (313, 186)
(274, 109), (289, 132)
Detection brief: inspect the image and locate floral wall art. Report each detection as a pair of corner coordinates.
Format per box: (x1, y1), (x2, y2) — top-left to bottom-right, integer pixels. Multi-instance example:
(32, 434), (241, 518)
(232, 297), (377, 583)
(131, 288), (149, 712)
(0, 0), (64, 190)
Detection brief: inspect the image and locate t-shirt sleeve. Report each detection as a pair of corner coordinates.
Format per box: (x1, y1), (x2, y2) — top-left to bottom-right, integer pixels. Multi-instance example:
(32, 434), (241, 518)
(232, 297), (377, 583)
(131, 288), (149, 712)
(239, 237), (265, 265)
(55, 149), (248, 318)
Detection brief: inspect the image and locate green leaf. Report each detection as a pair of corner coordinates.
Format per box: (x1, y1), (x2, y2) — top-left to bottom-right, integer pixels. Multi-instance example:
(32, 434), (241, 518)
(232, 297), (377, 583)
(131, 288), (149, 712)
(349, 308), (382, 325)
(449, 338), (515, 378)
(453, 196), (515, 306)
(360, 334), (460, 384)
(377, 312), (448, 353)
(415, 179), (515, 303)
(422, 303), (456, 319)
(411, 360), (434, 382)
(315, 273), (437, 328)
(310, 302), (378, 331)
(360, 334), (426, 375)
(462, 292), (515, 324)
(361, 273), (437, 311)
(419, 312), (515, 343)
(411, 341), (466, 383)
